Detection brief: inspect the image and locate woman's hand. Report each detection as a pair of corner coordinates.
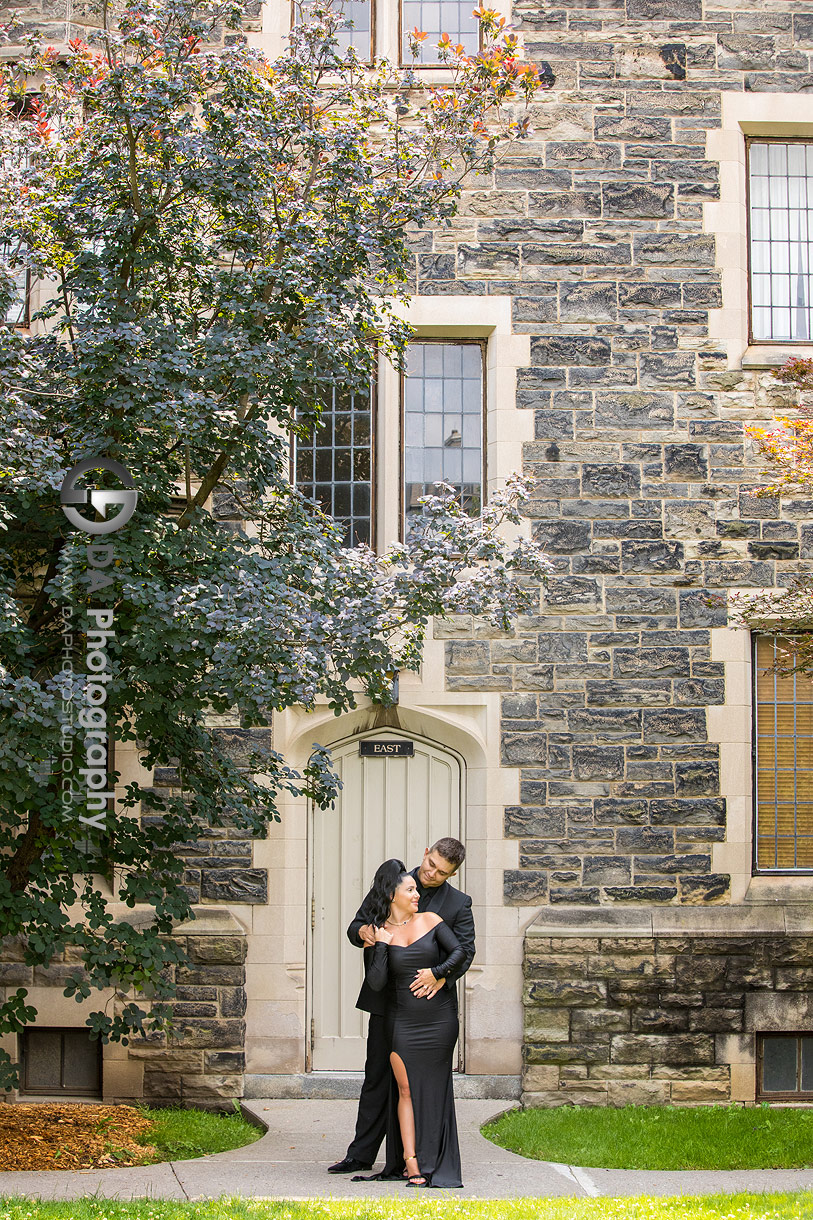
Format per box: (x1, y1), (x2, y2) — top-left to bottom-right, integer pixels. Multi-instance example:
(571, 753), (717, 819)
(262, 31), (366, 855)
(373, 926), (394, 944)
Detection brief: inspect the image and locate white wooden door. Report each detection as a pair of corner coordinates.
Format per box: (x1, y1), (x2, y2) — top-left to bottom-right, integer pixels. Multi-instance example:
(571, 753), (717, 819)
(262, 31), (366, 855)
(310, 732), (461, 1070)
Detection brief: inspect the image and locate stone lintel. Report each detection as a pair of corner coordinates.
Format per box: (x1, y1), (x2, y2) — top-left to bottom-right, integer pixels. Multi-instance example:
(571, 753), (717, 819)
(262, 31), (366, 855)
(526, 903), (799, 938)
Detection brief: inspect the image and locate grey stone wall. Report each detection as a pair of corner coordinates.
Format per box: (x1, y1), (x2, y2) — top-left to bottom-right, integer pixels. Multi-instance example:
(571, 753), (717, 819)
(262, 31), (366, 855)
(429, 0), (813, 907)
(0, 0), (262, 50)
(125, 910), (248, 1109)
(523, 911), (813, 1107)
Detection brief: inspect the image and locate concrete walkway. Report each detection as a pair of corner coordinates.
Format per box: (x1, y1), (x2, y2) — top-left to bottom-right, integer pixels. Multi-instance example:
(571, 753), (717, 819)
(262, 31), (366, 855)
(1, 1099), (812, 1201)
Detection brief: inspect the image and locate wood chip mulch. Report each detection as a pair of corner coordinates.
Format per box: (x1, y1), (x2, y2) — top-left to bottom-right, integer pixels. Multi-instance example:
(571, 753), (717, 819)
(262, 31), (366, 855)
(0, 1103), (157, 1170)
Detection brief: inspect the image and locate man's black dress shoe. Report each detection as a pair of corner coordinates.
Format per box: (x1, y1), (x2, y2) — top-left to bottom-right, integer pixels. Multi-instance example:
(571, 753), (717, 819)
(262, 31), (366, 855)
(328, 1157), (373, 1174)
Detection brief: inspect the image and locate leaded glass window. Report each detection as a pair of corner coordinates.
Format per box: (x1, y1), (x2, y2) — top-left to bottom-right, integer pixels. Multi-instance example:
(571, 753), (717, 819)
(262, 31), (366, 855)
(293, 0), (372, 59)
(753, 635), (813, 871)
(1, 255), (29, 326)
(401, 1), (480, 64)
(294, 385), (374, 547)
(748, 141), (813, 343)
(402, 341), (483, 533)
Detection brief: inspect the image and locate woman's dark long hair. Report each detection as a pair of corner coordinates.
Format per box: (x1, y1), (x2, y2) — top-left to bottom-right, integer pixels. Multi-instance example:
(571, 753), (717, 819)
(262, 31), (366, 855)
(367, 858), (408, 928)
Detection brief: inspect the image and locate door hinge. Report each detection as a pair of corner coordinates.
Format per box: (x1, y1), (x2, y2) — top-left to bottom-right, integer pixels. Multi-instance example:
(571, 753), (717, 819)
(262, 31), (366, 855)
(311, 898), (315, 932)
(310, 1017), (315, 1044)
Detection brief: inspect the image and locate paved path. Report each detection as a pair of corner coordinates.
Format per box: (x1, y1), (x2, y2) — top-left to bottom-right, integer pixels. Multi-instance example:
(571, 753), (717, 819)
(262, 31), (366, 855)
(1, 1099), (812, 1201)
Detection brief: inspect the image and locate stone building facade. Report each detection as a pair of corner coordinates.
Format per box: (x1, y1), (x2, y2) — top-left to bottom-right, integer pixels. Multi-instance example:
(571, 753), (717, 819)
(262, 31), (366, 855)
(5, 0), (813, 1110)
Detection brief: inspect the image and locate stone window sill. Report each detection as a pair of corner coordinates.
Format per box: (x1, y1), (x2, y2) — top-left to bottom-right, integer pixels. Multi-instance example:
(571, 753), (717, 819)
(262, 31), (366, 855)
(744, 874), (813, 904)
(741, 344), (813, 370)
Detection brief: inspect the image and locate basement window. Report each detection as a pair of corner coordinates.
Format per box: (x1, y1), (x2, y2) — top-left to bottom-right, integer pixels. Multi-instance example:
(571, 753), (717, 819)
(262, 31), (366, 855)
(20, 1028), (102, 1097)
(758, 1033), (813, 1100)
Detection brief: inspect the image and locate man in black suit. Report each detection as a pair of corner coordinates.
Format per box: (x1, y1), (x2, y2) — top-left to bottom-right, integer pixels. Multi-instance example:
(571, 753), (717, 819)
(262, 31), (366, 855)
(327, 836), (475, 1174)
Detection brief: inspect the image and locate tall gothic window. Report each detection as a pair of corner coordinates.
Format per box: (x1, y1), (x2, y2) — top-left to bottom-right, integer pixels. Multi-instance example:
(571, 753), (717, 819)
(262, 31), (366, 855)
(402, 340), (484, 535)
(294, 385), (374, 547)
(292, 0), (373, 60)
(1, 252), (29, 326)
(400, 1), (480, 64)
(748, 140), (813, 343)
(753, 635), (813, 871)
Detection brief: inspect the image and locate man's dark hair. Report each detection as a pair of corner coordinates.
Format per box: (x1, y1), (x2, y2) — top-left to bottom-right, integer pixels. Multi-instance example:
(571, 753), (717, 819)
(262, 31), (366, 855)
(429, 838), (465, 870)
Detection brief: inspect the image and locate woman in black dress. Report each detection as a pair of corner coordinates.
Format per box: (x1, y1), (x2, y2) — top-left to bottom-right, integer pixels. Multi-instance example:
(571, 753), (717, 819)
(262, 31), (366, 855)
(362, 858), (466, 1188)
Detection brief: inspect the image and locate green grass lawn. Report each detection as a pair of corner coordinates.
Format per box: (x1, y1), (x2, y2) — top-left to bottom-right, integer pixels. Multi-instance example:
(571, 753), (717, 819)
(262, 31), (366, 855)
(0, 1196), (811, 1219)
(137, 1106), (264, 1163)
(482, 1104), (813, 1171)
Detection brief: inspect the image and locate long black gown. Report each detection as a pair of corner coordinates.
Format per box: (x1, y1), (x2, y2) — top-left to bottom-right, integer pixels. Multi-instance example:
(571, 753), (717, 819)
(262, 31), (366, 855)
(364, 921), (466, 1189)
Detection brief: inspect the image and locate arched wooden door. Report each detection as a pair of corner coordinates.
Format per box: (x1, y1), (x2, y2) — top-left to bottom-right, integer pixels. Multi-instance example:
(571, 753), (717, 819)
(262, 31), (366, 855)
(309, 731), (463, 1071)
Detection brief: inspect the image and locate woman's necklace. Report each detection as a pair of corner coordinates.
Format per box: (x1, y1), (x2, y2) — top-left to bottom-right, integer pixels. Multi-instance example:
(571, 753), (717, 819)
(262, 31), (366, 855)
(386, 914), (414, 926)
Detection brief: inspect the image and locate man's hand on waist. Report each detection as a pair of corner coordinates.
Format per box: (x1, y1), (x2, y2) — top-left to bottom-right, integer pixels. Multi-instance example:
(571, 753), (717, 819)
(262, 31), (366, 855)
(410, 969), (446, 999)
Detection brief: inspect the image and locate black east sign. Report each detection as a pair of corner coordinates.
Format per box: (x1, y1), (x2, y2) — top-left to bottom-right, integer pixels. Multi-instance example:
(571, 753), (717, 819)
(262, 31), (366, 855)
(359, 740), (414, 757)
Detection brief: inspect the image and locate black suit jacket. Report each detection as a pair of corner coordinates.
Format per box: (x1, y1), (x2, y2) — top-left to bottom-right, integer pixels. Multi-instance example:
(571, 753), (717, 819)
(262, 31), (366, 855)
(348, 867), (476, 1016)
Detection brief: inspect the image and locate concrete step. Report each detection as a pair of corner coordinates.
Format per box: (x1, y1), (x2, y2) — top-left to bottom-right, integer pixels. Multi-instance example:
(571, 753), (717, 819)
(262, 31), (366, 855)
(244, 1072), (520, 1101)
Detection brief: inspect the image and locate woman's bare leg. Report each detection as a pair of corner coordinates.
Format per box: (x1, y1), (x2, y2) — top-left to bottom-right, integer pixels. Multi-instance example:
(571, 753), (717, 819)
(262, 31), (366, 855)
(390, 1052), (425, 1184)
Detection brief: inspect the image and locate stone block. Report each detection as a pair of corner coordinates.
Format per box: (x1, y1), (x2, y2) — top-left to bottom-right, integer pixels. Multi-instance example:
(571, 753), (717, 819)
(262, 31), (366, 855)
(501, 734), (547, 765)
(679, 874), (730, 902)
(679, 590), (728, 628)
(504, 870), (548, 904)
(632, 1008), (690, 1034)
(568, 707), (642, 739)
(187, 936), (247, 965)
(169, 1019), (245, 1049)
(644, 709), (707, 744)
(181, 1072), (244, 1101)
(205, 1051), (246, 1072)
(534, 521), (591, 553)
(536, 632), (588, 662)
(627, 0), (700, 15)
(611, 1033), (714, 1066)
(649, 800), (725, 830)
(559, 281), (617, 322)
(571, 1008), (630, 1033)
(595, 391), (674, 430)
(573, 746), (624, 781)
(220, 987), (247, 1018)
(673, 679), (725, 706)
(528, 191), (602, 218)
(523, 1065), (561, 1091)
(544, 577), (600, 612)
(608, 1079), (671, 1106)
(674, 761), (719, 796)
(176, 966), (244, 986)
(689, 1008), (743, 1033)
(525, 1039), (610, 1065)
(200, 870), (268, 904)
(670, 1079), (730, 1104)
(745, 73), (813, 93)
(531, 336), (612, 366)
(605, 587), (677, 616)
(445, 641), (491, 674)
(614, 647), (690, 678)
(583, 856), (632, 886)
(594, 798), (648, 825)
(457, 245), (520, 278)
(605, 885), (678, 902)
(664, 445), (708, 481)
(622, 541), (684, 573)
(505, 806), (567, 839)
(603, 182), (674, 218)
(582, 463), (640, 498)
